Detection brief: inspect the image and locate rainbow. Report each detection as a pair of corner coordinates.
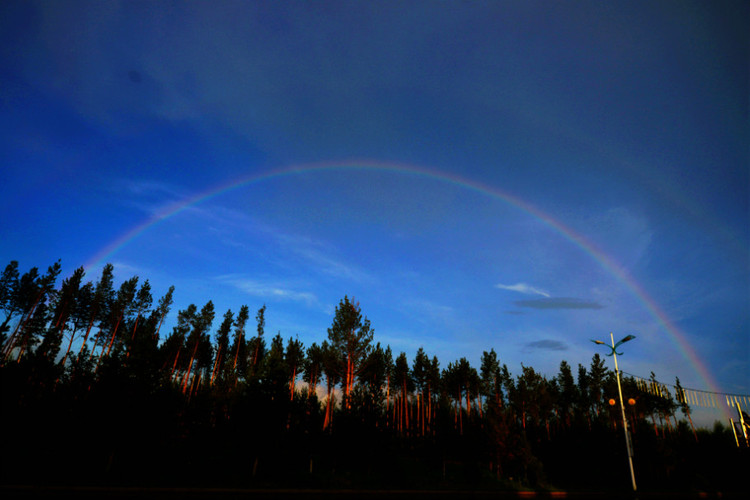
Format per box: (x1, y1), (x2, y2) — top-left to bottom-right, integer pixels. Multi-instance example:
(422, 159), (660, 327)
(85, 159), (727, 415)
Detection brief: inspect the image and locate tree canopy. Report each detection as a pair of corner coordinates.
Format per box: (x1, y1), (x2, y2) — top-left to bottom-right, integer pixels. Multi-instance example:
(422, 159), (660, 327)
(0, 259), (745, 493)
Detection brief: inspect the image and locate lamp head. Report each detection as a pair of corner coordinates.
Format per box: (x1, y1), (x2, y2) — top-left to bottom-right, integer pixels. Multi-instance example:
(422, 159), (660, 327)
(613, 334), (636, 350)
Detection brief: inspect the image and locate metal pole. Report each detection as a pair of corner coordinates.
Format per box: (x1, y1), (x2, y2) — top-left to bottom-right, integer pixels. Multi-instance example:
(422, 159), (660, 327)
(736, 397), (749, 446)
(730, 418), (740, 448)
(611, 333), (637, 492)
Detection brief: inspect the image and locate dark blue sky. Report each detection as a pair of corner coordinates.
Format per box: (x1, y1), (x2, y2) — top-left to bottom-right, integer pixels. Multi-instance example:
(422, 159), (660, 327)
(1, 1), (747, 425)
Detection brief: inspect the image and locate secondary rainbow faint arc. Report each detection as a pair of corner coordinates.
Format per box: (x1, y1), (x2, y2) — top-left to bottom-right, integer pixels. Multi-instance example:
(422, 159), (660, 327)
(85, 159), (726, 410)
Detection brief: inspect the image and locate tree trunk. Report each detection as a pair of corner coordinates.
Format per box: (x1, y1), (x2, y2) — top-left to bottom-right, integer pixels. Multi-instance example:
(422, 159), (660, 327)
(210, 344), (223, 385)
(169, 349), (181, 382)
(418, 392), (423, 437)
(3, 288), (46, 361)
(307, 367), (319, 400)
(155, 311), (167, 341)
(403, 381), (409, 435)
(466, 387), (471, 416)
(59, 324), (79, 368)
(181, 339), (200, 394)
(3, 311), (29, 361)
(76, 320), (95, 358)
(289, 366), (297, 401)
(103, 312), (125, 358)
(252, 340), (260, 369)
(188, 369), (202, 400)
(125, 310), (142, 358)
(233, 340), (241, 372)
(88, 329), (104, 361)
(323, 376), (334, 430)
(428, 386), (434, 435)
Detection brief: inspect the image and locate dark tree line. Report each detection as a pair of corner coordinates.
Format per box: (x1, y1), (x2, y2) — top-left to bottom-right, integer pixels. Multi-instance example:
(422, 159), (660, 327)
(1, 260), (746, 493)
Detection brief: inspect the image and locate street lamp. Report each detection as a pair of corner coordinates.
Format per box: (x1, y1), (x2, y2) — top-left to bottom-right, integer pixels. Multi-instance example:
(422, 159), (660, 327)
(592, 333), (637, 492)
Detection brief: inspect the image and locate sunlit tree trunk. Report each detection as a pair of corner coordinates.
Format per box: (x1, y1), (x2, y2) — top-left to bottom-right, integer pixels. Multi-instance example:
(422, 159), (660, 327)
(417, 392), (423, 436)
(4, 298), (41, 362)
(9, 309), (37, 362)
(323, 376), (335, 430)
(457, 388), (463, 435)
(403, 380), (409, 435)
(125, 309), (144, 359)
(289, 365), (297, 401)
(103, 312), (124, 358)
(345, 355), (353, 406)
(427, 384), (433, 435)
(232, 340), (242, 373)
(169, 349), (181, 382)
(188, 369), (202, 400)
(181, 337), (200, 394)
(210, 343), (223, 385)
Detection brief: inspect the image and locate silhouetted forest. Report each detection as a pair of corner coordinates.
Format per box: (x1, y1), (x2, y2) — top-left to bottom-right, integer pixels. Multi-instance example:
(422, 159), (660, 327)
(1, 260), (746, 495)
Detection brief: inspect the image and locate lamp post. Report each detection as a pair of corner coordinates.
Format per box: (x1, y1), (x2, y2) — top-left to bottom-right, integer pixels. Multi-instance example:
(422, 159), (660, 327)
(592, 333), (637, 492)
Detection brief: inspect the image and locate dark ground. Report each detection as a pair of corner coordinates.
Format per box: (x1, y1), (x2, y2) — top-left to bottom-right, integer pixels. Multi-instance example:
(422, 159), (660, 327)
(1, 485), (746, 500)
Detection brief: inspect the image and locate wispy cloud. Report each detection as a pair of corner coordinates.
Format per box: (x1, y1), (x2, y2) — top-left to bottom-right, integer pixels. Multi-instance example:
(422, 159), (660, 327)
(278, 234), (374, 283)
(496, 282), (550, 297)
(115, 178), (209, 219)
(184, 201), (374, 284)
(109, 260), (149, 280)
(216, 275), (318, 307)
(514, 297), (604, 310)
(118, 181), (376, 285)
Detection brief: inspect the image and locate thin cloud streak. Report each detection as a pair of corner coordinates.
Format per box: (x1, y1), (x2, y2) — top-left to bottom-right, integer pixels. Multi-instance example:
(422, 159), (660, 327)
(216, 274), (318, 307)
(496, 282), (551, 297)
(280, 235), (375, 283)
(183, 199), (375, 284)
(119, 179), (376, 285)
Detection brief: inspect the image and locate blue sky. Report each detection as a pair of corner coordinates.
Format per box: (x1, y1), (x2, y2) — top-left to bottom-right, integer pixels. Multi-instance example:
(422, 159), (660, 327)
(1, 1), (747, 425)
